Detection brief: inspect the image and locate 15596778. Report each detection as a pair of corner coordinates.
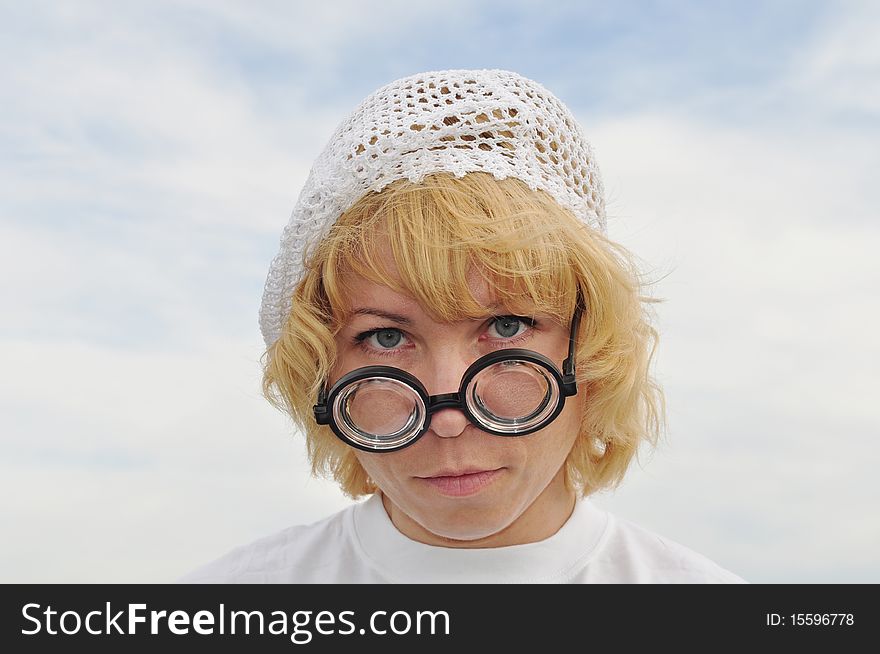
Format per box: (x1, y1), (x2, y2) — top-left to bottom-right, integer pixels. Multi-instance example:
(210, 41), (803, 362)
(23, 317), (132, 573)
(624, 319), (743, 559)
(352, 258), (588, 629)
(765, 613), (855, 626)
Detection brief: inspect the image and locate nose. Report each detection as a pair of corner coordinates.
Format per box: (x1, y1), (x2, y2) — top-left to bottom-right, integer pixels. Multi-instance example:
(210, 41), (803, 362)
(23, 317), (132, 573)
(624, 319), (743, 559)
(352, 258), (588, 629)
(423, 353), (472, 439)
(429, 405), (470, 438)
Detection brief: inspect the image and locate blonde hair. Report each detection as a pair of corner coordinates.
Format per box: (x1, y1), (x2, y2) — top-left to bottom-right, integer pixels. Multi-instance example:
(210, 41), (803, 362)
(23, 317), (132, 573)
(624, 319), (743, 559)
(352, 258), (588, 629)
(262, 171), (667, 498)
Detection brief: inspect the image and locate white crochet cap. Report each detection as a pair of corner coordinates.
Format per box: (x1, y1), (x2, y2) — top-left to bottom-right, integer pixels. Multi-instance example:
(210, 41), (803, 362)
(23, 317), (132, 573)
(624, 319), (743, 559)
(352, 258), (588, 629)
(259, 68), (607, 349)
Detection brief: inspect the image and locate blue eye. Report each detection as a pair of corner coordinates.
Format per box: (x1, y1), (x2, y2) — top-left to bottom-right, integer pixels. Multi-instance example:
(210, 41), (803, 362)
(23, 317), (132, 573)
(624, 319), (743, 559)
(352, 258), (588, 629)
(491, 316), (528, 339)
(354, 328), (409, 353)
(372, 329), (403, 349)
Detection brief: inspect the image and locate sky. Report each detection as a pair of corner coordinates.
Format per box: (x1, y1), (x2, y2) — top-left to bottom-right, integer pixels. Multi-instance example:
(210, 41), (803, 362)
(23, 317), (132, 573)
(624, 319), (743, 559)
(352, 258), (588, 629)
(1, 0), (878, 583)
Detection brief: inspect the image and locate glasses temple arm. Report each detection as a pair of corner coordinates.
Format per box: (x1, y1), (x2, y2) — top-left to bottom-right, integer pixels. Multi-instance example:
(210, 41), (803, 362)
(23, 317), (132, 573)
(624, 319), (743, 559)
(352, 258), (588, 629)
(562, 286), (585, 381)
(314, 382), (330, 424)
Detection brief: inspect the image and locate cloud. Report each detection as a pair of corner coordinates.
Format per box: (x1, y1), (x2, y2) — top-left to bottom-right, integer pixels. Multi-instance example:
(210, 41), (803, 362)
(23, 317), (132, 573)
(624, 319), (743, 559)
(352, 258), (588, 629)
(0, 336), (353, 582)
(789, 0), (880, 118)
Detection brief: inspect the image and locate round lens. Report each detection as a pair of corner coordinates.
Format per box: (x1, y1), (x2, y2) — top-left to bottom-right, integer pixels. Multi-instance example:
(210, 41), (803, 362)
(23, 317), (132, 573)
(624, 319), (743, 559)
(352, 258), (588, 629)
(333, 377), (426, 450)
(464, 359), (559, 432)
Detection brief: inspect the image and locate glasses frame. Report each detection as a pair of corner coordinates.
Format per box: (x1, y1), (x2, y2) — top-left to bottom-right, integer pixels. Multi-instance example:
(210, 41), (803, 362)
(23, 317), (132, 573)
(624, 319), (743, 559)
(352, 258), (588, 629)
(314, 286), (585, 452)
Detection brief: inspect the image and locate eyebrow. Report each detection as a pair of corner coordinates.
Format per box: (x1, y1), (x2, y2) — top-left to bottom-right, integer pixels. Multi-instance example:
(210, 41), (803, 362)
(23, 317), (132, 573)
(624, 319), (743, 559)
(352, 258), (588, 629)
(349, 302), (505, 326)
(350, 308), (414, 325)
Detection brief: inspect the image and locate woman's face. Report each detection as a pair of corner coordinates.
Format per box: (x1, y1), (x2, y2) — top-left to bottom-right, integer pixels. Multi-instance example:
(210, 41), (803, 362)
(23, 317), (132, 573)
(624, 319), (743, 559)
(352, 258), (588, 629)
(330, 263), (583, 547)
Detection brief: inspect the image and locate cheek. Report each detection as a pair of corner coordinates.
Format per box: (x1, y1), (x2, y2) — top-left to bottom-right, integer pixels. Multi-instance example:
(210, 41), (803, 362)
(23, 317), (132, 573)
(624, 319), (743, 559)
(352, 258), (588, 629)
(354, 450), (411, 487)
(528, 400), (581, 465)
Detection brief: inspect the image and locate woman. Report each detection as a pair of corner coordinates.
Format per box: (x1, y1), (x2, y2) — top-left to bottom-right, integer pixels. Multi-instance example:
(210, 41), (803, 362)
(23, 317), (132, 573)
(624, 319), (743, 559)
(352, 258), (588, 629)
(180, 68), (746, 583)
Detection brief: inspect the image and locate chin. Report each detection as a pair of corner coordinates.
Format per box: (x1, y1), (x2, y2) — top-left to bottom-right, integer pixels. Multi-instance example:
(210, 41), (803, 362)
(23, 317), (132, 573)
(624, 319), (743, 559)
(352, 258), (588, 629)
(414, 505), (512, 543)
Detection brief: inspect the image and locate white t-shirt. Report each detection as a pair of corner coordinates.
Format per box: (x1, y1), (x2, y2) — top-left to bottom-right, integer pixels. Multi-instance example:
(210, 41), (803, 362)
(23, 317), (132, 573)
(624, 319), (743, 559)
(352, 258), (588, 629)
(178, 493), (746, 584)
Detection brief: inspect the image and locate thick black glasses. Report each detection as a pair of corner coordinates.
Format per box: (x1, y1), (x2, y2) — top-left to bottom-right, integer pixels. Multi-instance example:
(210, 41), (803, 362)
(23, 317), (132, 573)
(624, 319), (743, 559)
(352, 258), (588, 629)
(314, 287), (585, 452)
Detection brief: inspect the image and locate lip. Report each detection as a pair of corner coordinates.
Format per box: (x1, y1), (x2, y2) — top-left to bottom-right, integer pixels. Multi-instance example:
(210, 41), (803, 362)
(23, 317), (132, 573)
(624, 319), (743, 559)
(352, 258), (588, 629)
(416, 468), (504, 497)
